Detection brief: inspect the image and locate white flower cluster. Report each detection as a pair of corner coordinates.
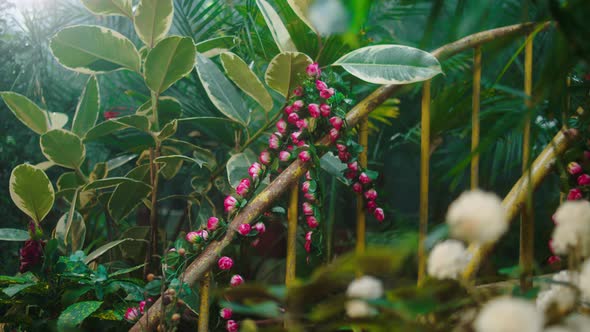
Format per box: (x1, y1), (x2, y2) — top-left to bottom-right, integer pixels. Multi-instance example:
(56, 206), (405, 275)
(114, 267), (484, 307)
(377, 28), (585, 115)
(545, 314), (590, 332)
(536, 271), (577, 314)
(446, 190), (508, 244)
(552, 201), (590, 257)
(474, 297), (544, 332)
(427, 239), (471, 280)
(579, 260), (590, 301)
(345, 276), (383, 318)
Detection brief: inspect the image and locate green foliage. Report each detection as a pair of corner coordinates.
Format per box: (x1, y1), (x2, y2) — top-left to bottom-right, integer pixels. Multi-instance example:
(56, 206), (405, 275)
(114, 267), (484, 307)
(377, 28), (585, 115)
(9, 164), (55, 224)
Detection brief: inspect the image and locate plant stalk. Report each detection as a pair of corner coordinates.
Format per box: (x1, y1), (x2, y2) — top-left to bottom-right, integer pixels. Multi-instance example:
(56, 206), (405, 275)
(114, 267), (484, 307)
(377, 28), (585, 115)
(286, 184), (298, 286)
(356, 115), (369, 258)
(198, 272), (211, 332)
(418, 80), (431, 285)
(471, 46), (481, 189)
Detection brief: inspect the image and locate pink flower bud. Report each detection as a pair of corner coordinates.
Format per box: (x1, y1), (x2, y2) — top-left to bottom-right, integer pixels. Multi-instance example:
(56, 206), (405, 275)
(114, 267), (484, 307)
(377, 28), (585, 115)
(279, 150), (291, 162)
(220, 308), (233, 319)
(224, 196), (238, 213)
(548, 239), (555, 254)
(345, 170), (357, 180)
(320, 88), (335, 99)
(304, 192), (316, 201)
(186, 231), (200, 244)
(329, 116), (343, 130)
(226, 320), (239, 332)
(352, 182), (363, 193)
(364, 189), (378, 201)
(374, 208), (385, 222)
(259, 150), (271, 165)
(307, 216), (319, 228)
(292, 100), (304, 110)
(305, 171), (312, 181)
(329, 128), (339, 142)
(196, 229), (209, 241)
(293, 86), (304, 96)
(207, 217), (220, 231)
(567, 188), (583, 200)
(254, 222), (266, 234)
(238, 223), (251, 236)
(301, 181), (311, 193)
(548, 255), (561, 265)
(348, 161), (359, 172)
(276, 119), (287, 134)
(298, 150), (311, 162)
(251, 238), (260, 247)
(288, 112), (299, 125)
(125, 307), (140, 321)
(139, 299), (152, 314)
(296, 119), (309, 129)
(568, 162), (583, 175)
(305, 231), (313, 241)
(248, 162), (263, 179)
(236, 178), (251, 197)
(230, 274), (244, 287)
(305, 231), (313, 253)
(366, 200), (377, 212)
(320, 103), (331, 117)
(296, 140), (306, 147)
(269, 134), (280, 149)
(291, 131), (302, 144)
(338, 151), (351, 162)
(359, 172), (371, 184)
(284, 105), (294, 115)
(579, 174), (590, 186)
(306, 63), (320, 77)
(308, 103), (320, 118)
(302, 202), (314, 216)
(218, 256), (234, 270)
(336, 144), (347, 152)
(316, 80), (328, 90)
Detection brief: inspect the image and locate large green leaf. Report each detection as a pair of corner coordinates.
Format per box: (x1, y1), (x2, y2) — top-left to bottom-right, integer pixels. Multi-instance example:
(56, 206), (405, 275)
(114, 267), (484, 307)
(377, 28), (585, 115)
(55, 211), (86, 253)
(81, 0), (132, 17)
(40, 130), (86, 169)
(57, 301), (102, 331)
(136, 96), (182, 129)
(195, 53), (249, 124)
(0, 229), (29, 241)
(9, 164), (55, 223)
(0, 92), (49, 135)
(145, 36), (196, 93)
(265, 52), (313, 97)
(84, 115), (150, 141)
(220, 52), (273, 112)
(287, 0), (317, 33)
(72, 76), (100, 137)
(196, 36), (236, 57)
(178, 117), (242, 148)
(50, 25), (140, 74)
(133, 0), (174, 47)
(226, 151), (258, 189)
(333, 45), (443, 84)
(108, 181), (152, 222)
(84, 238), (134, 264)
(256, 0), (297, 52)
(83, 177), (142, 191)
(49, 112), (69, 130)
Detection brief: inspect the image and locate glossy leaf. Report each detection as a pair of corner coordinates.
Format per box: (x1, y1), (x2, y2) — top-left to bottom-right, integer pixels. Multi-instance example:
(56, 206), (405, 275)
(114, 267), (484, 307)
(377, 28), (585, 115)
(108, 181), (152, 221)
(40, 129), (86, 169)
(287, 0), (317, 33)
(195, 53), (249, 124)
(178, 116), (242, 148)
(196, 36), (236, 57)
(84, 238), (134, 264)
(256, 0), (297, 52)
(133, 0), (174, 47)
(333, 45), (443, 84)
(0, 92), (49, 134)
(83, 177), (143, 191)
(55, 211), (86, 253)
(155, 154), (204, 180)
(81, 0), (132, 17)
(84, 115), (150, 141)
(136, 96), (182, 129)
(9, 164), (55, 223)
(226, 151), (258, 189)
(49, 112), (69, 130)
(72, 76), (100, 137)
(50, 25), (140, 74)
(220, 52), (273, 112)
(0, 228), (29, 241)
(144, 36), (196, 93)
(158, 119), (177, 141)
(265, 52), (313, 97)
(57, 301), (102, 330)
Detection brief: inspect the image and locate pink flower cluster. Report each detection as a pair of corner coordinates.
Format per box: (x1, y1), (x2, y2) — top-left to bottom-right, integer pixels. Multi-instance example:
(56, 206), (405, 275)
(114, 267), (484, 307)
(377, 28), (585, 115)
(566, 161), (590, 201)
(217, 256), (244, 331)
(220, 307), (238, 331)
(124, 299), (152, 322)
(337, 144), (385, 222)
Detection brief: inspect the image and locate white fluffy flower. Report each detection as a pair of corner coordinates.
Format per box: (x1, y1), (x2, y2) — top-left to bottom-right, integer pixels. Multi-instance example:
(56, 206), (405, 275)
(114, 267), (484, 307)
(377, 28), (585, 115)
(579, 260), (590, 301)
(427, 240), (471, 280)
(345, 299), (377, 318)
(552, 201), (590, 257)
(474, 297), (544, 332)
(446, 190), (508, 244)
(537, 270), (577, 314)
(346, 276), (384, 300)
